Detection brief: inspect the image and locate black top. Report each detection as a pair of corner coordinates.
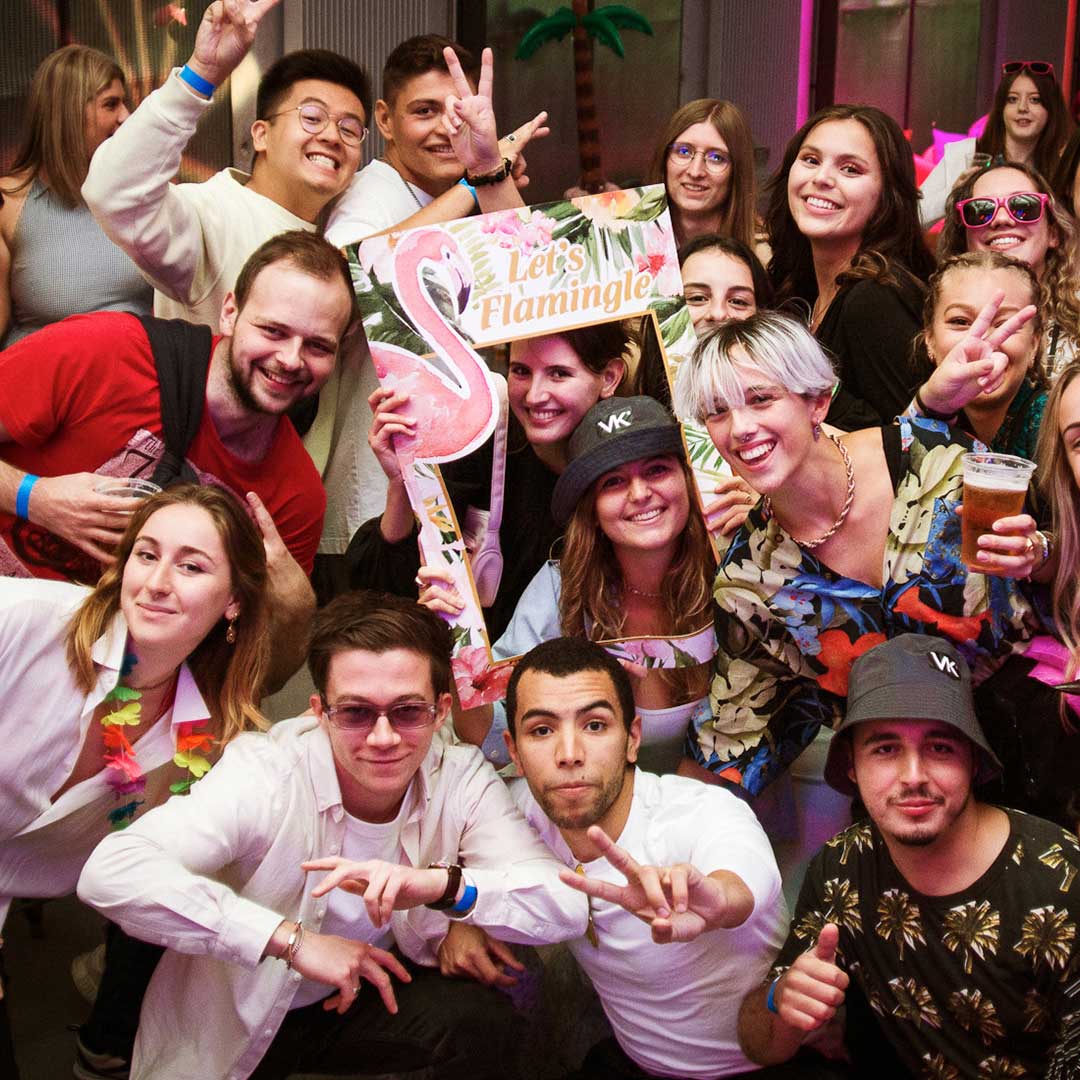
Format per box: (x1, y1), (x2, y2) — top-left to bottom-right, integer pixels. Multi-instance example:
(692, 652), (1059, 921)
(773, 810), (1080, 1077)
(341, 420), (561, 640)
(817, 276), (925, 431)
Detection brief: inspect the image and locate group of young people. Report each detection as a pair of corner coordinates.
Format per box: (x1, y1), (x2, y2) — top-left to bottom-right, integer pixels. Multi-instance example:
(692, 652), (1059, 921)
(0, 0), (1078, 1077)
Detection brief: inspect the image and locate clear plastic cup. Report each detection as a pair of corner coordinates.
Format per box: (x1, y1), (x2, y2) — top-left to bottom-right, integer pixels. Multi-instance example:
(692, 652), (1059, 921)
(94, 477), (162, 507)
(960, 452), (1035, 568)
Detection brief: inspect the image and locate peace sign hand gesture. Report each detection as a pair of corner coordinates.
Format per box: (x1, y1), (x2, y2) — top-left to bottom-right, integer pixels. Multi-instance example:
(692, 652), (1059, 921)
(440, 46), (549, 181)
(187, 0), (283, 90)
(557, 826), (744, 944)
(917, 289), (1038, 419)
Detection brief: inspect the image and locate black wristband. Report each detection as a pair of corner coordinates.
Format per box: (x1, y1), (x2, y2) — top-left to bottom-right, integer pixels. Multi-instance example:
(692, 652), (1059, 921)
(466, 158), (512, 186)
(425, 863), (463, 910)
(914, 386), (957, 423)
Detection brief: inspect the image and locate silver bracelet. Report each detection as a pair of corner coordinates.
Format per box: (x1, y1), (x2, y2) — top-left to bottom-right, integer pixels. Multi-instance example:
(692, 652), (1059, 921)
(284, 920), (305, 969)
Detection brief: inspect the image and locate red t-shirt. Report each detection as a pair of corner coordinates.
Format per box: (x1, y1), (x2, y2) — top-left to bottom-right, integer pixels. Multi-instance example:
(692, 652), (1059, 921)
(0, 312), (324, 580)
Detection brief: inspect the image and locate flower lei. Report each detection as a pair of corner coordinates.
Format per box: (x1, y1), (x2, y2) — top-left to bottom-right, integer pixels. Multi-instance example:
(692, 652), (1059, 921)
(101, 651), (214, 830)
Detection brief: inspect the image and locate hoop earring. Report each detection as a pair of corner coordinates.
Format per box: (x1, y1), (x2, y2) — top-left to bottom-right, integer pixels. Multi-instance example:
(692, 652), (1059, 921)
(226, 616), (238, 645)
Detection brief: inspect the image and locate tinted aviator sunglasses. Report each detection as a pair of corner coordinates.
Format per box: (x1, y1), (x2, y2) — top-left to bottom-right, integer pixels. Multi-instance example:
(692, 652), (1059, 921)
(956, 192), (1050, 229)
(1002, 60), (1054, 77)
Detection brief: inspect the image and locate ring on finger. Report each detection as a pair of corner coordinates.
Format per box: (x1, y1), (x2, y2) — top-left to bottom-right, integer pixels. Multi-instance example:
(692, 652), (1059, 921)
(1025, 536), (1036, 557)
(506, 133), (516, 143)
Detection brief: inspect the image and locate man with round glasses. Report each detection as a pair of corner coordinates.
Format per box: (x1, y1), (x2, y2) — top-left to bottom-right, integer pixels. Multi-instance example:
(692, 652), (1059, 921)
(79, 590), (587, 1080)
(83, 0), (370, 338)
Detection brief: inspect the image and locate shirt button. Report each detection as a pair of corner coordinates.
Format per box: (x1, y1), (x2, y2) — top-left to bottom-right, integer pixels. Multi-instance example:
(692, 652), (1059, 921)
(264, 1028), (274, 1036)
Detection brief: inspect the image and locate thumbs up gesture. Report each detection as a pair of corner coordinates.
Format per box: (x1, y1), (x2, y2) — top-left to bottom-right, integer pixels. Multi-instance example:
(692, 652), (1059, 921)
(774, 923), (849, 1033)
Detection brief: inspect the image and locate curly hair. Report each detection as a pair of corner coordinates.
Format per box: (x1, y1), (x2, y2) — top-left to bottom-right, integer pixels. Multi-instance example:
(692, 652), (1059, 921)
(938, 161), (1080, 353)
(919, 250), (1045, 384)
(764, 104), (935, 304)
(558, 456), (713, 705)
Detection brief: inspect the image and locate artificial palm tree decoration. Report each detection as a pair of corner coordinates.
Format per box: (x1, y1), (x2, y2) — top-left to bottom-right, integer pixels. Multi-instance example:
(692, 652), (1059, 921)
(515, 1), (653, 193)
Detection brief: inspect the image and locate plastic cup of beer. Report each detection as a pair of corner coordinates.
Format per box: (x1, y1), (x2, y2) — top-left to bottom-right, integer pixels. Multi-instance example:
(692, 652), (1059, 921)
(960, 452), (1035, 569)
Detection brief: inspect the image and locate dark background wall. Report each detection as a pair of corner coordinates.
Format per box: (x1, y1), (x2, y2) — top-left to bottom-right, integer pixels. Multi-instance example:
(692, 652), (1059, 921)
(0, 1), (1073, 199)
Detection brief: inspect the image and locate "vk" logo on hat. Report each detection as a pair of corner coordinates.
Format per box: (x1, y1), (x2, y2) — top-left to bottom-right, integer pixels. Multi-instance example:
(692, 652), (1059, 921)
(928, 650), (960, 679)
(597, 409), (632, 434)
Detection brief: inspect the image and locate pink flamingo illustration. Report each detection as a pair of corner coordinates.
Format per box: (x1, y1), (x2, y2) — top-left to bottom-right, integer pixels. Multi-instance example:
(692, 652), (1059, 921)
(369, 228), (498, 464)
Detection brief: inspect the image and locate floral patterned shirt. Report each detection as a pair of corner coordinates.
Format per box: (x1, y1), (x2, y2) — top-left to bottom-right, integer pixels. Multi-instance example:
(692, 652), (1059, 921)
(691, 418), (1046, 794)
(772, 811), (1080, 1078)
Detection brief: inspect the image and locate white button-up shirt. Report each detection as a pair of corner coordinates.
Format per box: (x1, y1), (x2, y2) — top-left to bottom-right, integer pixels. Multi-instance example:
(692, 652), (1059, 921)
(79, 715), (589, 1080)
(0, 579), (209, 922)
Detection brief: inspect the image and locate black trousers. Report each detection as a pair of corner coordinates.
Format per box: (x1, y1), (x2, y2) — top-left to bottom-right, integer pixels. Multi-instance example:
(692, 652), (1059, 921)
(79, 921), (164, 1058)
(250, 957), (522, 1080)
(566, 1037), (853, 1080)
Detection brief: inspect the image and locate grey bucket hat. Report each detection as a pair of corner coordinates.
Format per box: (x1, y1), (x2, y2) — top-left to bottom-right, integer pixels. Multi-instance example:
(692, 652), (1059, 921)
(823, 633), (1003, 796)
(550, 396), (685, 526)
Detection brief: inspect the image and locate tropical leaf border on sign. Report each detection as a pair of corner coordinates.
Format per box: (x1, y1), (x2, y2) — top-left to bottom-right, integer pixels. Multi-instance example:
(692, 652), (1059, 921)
(350, 186), (731, 706)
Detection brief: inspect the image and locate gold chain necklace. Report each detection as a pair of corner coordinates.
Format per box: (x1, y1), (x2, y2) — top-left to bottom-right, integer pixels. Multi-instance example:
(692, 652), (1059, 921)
(763, 433), (856, 549)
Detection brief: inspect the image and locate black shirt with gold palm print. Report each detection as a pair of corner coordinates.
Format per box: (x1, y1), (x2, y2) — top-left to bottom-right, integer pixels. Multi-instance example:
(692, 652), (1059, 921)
(773, 810), (1080, 1078)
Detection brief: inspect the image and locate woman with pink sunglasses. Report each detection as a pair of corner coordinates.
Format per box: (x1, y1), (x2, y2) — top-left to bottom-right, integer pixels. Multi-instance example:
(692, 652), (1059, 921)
(939, 159), (1080, 377)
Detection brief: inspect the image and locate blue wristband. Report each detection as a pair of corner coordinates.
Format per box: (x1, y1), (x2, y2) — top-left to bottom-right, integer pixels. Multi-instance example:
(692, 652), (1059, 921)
(766, 975), (782, 1015)
(15, 474), (39, 520)
(179, 64), (215, 97)
(458, 176), (478, 208)
(450, 881), (478, 913)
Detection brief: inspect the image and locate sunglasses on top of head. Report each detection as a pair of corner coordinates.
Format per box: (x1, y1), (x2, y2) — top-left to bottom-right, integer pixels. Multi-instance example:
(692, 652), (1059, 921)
(1002, 60), (1055, 78)
(956, 192), (1050, 229)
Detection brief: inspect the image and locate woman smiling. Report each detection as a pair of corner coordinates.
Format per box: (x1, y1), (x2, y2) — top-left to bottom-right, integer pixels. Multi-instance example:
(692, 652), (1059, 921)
(939, 160), (1080, 376)
(766, 105), (934, 430)
(0, 484), (268, 1066)
(674, 312), (1075, 830)
(420, 395), (714, 774)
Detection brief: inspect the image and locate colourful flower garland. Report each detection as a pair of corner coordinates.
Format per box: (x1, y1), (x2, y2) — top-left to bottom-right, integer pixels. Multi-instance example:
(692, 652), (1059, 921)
(101, 652), (213, 830)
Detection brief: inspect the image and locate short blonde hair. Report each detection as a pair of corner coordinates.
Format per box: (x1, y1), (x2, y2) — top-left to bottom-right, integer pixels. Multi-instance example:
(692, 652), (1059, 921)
(674, 311), (836, 422)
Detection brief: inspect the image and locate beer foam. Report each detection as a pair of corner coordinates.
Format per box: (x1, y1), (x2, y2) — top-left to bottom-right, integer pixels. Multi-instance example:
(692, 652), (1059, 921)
(963, 473), (1032, 492)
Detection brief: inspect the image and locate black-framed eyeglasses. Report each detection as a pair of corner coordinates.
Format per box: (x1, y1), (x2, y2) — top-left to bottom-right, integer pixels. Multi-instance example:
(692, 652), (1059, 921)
(1002, 60), (1055, 78)
(666, 142), (731, 174)
(265, 103), (368, 146)
(956, 192), (1050, 229)
(321, 699), (438, 732)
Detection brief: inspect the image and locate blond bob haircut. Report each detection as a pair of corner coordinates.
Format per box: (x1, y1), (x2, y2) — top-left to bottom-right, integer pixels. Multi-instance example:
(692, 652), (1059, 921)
(674, 311), (836, 423)
(2, 44), (125, 208)
(1036, 361), (1080, 688)
(65, 484), (270, 746)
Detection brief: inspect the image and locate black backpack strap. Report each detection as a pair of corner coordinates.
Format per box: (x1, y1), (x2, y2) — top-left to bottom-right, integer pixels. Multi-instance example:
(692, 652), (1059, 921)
(138, 316), (214, 489)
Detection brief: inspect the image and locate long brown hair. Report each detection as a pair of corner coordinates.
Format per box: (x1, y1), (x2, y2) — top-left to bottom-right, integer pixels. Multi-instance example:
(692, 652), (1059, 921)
(65, 485), (270, 745)
(976, 66), (1073, 182)
(938, 161), (1080, 349)
(765, 104), (935, 303)
(2, 45), (125, 207)
(1035, 362), (1080, 694)
(558, 456), (712, 704)
(649, 99), (757, 250)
